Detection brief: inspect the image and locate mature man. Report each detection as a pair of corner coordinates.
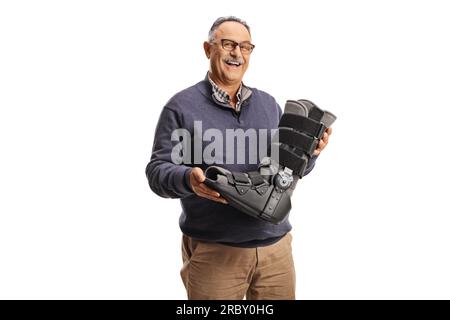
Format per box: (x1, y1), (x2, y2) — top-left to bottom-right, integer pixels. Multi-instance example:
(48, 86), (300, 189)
(145, 16), (331, 300)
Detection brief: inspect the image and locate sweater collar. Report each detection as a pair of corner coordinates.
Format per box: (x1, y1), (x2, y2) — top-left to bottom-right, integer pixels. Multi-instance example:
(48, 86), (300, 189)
(204, 72), (252, 111)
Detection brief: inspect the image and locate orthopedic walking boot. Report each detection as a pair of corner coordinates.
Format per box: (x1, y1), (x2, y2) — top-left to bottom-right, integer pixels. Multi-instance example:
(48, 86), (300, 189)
(204, 99), (337, 224)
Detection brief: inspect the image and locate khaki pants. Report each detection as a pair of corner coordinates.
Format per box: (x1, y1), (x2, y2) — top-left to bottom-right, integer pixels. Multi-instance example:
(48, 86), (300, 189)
(180, 233), (295, 300)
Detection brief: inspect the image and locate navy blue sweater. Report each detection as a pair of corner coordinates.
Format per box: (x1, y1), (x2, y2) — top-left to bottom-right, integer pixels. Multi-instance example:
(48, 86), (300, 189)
(145, 79), (316, 247)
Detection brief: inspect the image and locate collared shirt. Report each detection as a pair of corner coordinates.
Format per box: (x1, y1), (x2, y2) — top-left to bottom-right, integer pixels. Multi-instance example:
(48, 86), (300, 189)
(206, 73), (252, 112)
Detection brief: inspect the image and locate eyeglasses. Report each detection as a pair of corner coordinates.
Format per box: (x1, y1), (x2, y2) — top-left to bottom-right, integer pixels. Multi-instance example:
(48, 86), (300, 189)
(211, 39), (255, 54)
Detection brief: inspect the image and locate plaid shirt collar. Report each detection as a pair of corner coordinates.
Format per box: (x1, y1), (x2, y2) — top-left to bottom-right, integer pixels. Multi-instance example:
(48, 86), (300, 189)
(206, 72), (252, 112)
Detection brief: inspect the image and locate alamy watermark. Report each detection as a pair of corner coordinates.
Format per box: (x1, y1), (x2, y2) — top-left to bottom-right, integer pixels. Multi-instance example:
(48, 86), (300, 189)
(171, 121), (279, 165)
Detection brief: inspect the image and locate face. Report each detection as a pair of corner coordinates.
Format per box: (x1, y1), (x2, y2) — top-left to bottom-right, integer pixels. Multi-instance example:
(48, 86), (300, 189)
(204, 21), (253, 86)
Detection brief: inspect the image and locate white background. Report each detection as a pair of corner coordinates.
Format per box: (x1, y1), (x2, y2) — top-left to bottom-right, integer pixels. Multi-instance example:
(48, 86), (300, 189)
(1, 0), (449, 299)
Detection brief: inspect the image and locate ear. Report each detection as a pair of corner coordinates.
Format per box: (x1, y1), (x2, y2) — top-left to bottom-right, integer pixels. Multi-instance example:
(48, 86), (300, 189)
(203, 41), (211, 59)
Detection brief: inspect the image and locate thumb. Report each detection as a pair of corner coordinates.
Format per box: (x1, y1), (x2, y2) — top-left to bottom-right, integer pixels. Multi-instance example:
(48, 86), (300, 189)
(191, 167), (206, 183)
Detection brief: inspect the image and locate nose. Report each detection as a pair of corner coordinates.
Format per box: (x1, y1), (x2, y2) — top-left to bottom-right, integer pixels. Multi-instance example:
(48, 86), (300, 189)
(230, 45), (242, 58)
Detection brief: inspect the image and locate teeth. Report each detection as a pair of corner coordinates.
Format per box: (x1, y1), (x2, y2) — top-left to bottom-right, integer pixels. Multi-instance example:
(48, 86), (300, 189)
(226, 61), (241, 66)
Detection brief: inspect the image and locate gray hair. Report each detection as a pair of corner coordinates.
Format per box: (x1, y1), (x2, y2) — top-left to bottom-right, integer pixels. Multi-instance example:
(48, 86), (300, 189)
(208, 16), (251, 42)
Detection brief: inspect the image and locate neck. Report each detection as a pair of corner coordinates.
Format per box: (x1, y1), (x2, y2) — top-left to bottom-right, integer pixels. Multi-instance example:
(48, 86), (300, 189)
(209, 72), (241, 101)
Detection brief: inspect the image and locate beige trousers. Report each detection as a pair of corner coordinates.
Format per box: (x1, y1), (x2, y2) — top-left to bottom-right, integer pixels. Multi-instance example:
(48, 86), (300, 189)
(180, 233), (295, 300)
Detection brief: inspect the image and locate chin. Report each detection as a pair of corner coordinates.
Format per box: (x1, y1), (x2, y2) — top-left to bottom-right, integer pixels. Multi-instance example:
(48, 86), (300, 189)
(225, 72), (243, 81)
(226, 76), (242, 83)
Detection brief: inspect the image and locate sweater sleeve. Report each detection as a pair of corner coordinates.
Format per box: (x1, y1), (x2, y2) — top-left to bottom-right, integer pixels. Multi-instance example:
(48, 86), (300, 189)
(145, 107), (194, 199)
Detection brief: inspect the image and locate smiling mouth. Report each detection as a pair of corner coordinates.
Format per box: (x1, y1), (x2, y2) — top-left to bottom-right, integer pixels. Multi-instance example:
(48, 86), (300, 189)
(225, 60), (242, 67)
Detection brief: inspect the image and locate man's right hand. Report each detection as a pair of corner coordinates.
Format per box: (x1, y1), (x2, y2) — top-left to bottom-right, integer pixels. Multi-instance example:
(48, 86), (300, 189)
(189, 167), (228, 204)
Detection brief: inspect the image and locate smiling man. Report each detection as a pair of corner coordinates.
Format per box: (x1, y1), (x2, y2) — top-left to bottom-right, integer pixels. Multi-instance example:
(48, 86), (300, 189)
(145, 16), (331, 300)
(204, 20), (253, 109)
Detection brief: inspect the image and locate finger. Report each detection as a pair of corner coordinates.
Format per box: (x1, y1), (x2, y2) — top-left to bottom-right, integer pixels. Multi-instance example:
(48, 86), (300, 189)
(195, 185), (227, 203)
(217, 196), (228, 204)
(317, 139), (325, 150)
(197, 183), (221, 197)
(313, 140), (325, 156)
(322, 132), (329, 144)
(196, 191), (228, 204)
(191, 167), (205, 183)
(326, 127), (333, 135)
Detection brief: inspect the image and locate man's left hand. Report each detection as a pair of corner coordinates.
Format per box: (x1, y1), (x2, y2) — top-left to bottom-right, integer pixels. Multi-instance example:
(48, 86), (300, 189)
(313, 127), (332, 156)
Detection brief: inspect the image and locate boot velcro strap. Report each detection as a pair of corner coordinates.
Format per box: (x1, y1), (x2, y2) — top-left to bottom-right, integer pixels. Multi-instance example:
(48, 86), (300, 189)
(225, 172), (234, 185)
(279, 113), (326, 138)
(278, 145), (309, 177)
(232, 172), (250, 184)
(247, 171), (265, 186)
(278, 128), (318, 156)
(231, 171), (251, 195)
(248, 171), (269, 195)
(226, 171), (269, 196)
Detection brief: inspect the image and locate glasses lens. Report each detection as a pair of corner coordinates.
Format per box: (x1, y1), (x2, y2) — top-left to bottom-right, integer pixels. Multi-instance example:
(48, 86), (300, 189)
(240, 43), (253, 53)
(222, 40), (236, 51)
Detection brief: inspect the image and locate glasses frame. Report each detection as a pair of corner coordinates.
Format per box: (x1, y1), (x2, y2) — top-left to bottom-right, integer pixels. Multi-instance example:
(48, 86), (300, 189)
(211, 38), (255, 54)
